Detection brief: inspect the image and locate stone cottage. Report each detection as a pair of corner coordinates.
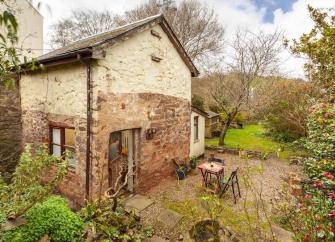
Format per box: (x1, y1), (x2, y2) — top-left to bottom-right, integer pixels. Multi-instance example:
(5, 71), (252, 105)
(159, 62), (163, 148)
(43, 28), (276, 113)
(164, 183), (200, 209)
(20, 14), (199, 205)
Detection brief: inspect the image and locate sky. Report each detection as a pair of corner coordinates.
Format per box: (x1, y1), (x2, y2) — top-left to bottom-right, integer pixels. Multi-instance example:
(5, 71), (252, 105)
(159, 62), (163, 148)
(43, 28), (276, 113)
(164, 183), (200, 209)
(36, 0), (335, 78)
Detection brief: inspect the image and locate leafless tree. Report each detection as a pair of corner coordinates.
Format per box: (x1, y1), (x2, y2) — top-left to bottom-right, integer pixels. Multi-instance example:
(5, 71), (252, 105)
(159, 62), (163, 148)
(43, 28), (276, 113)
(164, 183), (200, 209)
(49, 10), (118, 48)
(115, 0), (224, 65)
(209, 29), (283, 145)
(49, 0), (224, 67)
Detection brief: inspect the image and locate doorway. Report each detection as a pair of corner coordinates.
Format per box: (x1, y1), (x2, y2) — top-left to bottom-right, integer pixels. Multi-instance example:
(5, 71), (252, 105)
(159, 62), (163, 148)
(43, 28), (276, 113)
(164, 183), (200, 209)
(108, 129), (139, 192)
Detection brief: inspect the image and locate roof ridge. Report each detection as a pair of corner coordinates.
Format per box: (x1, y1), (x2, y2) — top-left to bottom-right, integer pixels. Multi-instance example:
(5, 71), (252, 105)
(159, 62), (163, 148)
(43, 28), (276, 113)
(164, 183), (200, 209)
(41, 14), (163, 59)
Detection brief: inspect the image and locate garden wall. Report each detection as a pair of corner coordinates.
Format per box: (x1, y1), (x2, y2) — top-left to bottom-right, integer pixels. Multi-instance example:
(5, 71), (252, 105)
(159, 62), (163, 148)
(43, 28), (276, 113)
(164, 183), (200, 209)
(0, 83), (22, 178)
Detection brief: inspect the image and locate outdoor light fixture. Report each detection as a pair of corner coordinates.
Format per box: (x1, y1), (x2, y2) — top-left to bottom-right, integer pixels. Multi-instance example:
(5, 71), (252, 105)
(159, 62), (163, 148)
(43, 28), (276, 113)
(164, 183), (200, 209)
(147, 111), (156, 120)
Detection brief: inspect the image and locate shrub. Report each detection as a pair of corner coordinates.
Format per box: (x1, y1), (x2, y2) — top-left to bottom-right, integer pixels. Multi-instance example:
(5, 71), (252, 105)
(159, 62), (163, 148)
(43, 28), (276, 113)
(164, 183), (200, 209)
(292, 102), (335, 241)
(303, 102), (335, 160)
(0, 145), (68, 219)
(256, 79), (320, 141)
(3, 196), (84, 242)
(80, 198), (153, 241)
(192, 94), (205, 111)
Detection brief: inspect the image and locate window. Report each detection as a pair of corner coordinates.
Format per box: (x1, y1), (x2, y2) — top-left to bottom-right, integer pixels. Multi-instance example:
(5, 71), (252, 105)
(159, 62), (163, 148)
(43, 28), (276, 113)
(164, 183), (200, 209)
(50, 126), (76, 167)
(109, 131), (122, 161)
(108, 130), (131, 162)
(194, 116), (199, 141)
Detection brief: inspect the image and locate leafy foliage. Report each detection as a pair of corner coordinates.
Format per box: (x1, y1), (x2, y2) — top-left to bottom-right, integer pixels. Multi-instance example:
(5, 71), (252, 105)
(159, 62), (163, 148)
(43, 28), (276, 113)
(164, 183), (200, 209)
(0, 1), (40, 88)
(2, 196), (84, 242)
(191, 94), (205, 111)
(303, 102), (335, 160)
(274, 103), (335, 241)
(80, 198), (154, 241)
(298, 103), (335, 241)
(0, 145), (68, 219)
(0, 9), (20, 88)
(288, 6), (335, 100)
(257, 79), (320, 142)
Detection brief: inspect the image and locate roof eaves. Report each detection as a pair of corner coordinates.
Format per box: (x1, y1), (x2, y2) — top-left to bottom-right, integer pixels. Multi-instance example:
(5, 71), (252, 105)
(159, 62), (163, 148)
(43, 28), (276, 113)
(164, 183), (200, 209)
(192, 106), (207, 117)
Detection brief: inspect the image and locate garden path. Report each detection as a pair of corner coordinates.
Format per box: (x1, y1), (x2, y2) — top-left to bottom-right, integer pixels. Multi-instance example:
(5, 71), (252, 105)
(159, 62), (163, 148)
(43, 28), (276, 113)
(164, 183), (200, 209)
(137, 151), (301, 241)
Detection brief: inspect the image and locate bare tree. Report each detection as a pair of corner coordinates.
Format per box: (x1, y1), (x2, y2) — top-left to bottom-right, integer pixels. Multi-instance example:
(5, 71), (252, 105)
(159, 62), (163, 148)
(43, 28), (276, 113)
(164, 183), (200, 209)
(209, 30), (283, 145)
(115, 0), (224, 65)
(50, 0), (225, 66)
(50, 10), (118, 48)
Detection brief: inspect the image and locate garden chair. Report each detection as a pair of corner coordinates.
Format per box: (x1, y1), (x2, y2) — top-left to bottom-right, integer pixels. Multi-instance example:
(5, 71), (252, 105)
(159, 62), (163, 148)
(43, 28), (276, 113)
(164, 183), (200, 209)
(219, 167), (241, 203)
(208, 153), (225, 165)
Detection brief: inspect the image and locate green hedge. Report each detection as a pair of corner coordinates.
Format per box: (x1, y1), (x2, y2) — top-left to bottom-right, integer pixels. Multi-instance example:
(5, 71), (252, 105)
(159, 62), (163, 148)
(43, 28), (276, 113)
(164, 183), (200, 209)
(3, 196), (84, 242)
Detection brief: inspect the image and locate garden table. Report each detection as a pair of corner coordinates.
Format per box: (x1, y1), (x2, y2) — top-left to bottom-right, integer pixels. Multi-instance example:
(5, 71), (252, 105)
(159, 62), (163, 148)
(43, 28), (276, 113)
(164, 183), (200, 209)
(197, 162), (224, 193)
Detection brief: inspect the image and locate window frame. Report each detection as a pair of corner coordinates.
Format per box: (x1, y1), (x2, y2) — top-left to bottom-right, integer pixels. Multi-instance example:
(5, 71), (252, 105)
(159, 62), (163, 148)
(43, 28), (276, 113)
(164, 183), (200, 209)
(49, 125), (76, 166)
(194, 116), (199, 142)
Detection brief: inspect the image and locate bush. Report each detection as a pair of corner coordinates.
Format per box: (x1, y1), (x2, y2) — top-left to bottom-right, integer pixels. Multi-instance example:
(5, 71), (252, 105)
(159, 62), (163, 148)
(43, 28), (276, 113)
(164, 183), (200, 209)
(80, 198), (154, 241)
(192, 94), (205, 111)
(0, 145), (68, 219)
(3, 196), (84, 242)
(256, 79), (320, 141)
(303, 102), (335, 160)
(292, 102), (335, 241)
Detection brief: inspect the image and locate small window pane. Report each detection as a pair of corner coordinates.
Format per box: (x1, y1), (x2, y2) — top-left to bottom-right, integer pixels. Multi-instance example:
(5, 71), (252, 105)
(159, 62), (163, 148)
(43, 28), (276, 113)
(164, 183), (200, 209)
(109, 132), (121, 161)
(53, 145), (61, 156)
(65, 128), (75, 147)
(194, 116), (199, 141)
(65, 147), (77, 167)
(52, 128), (61, 145)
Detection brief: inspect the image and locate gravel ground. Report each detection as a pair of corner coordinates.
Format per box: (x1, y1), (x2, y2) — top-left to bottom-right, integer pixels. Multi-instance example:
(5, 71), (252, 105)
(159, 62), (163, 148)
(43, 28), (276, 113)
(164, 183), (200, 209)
(139, 151), (302, 241)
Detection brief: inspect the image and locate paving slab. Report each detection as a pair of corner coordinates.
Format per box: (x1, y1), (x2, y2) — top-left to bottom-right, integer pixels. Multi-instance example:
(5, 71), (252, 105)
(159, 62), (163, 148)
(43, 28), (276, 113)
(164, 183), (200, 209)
(272, 225), (293, 242)
(125, 194), (153, 212)
(156, 209), (183, 229)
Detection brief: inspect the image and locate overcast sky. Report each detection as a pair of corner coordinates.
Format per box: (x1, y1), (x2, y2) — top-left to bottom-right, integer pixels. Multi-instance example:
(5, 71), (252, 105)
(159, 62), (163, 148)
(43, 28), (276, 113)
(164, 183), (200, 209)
(36, 0), (335, 78)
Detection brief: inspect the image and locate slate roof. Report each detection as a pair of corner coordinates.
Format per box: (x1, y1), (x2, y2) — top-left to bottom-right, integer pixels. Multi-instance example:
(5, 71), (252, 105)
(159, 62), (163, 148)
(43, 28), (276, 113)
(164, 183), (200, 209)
(191, 106), (207, 117)
(206, 110), (219, 118)
(38, 14), (199, 76)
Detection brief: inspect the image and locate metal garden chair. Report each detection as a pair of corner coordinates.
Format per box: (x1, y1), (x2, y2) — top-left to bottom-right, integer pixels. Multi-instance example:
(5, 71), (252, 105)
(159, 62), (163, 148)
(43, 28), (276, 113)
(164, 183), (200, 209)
(219, 167), (241, 203)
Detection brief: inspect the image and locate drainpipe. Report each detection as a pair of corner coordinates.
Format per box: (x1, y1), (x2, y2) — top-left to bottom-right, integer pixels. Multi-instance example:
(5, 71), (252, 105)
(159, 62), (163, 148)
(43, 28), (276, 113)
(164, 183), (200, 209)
(78, 54), (92, 200)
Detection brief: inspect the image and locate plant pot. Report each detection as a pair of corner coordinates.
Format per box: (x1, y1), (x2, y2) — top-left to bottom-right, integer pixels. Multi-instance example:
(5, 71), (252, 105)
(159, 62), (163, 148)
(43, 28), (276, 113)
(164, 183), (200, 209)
(176, 166), (187, 180)
(190, 160), (197, 169)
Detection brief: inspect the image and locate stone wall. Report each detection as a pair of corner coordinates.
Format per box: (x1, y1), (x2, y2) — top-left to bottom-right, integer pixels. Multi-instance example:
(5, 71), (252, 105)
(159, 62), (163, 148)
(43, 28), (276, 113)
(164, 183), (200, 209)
(21, 110), (87, 206)
(91, 92), (191, 197)
(0, 84), (21, 177)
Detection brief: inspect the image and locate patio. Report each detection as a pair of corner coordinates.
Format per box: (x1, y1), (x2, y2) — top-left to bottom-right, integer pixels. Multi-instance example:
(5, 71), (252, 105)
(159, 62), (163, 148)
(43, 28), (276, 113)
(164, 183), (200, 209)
(134, 151), (301, 241)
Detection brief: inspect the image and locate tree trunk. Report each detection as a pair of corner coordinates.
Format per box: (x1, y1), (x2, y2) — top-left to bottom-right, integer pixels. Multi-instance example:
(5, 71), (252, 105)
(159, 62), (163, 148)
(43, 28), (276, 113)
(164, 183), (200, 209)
(218, 110), (239, 146)
(218, 121), (230, 146)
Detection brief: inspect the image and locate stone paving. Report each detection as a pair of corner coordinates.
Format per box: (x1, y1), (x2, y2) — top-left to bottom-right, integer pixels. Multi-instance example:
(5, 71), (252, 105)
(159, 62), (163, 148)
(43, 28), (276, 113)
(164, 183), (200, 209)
(125, 194), (154, 212)
(156, 208), (183, 229)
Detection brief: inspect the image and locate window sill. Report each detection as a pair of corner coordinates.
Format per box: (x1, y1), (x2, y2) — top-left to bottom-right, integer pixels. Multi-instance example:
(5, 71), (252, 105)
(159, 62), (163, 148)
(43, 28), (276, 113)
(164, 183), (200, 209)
(194, 139), (200, 143)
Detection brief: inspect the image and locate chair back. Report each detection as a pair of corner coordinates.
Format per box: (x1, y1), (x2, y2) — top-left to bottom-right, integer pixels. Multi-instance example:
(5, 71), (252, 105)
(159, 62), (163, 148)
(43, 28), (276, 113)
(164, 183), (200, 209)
(226, 167), (239, 183)
(208, 157), (225, 165)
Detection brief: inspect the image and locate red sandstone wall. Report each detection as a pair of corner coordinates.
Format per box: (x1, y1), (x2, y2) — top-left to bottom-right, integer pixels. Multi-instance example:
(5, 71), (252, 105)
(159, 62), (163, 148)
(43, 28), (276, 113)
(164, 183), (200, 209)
(21, 92), (191, 205)
(91, 92), (191, 197)
(21, 111), (87, 206)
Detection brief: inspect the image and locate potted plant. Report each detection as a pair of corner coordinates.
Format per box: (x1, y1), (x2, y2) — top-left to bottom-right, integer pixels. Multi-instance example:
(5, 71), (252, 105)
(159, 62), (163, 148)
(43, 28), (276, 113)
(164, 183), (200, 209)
(176, 165), (188, 180)
(190, 156), (198, 169)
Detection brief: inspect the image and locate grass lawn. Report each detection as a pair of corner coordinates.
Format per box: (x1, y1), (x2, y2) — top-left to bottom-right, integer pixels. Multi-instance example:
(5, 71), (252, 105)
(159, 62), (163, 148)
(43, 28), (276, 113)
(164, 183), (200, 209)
(205, 124), (302, 160)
